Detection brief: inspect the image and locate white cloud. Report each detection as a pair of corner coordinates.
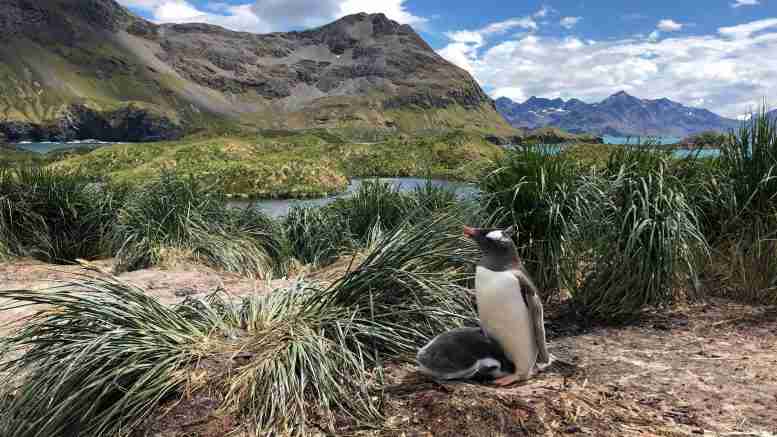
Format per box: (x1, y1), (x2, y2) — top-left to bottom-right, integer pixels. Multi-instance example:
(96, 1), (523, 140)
(154, 1), (203, 21)
(482, 17), (538, 33)
(438, 14), (540, 77)
(657, 19), (683, 32)
(731, 0), (760, 7)
(534, 6), (553, 18)
(648, 30), (661, 41)
(338, 0), (427, 27)
(560, 16), (581, 29)
(117, 0), (426, 33)
(719, 18), (777, 39)
(438, 18), (777, 118)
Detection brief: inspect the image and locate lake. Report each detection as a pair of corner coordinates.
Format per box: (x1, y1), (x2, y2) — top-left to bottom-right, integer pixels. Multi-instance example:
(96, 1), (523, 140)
(14, 140), (115, 154)
(229, 177), (478, 217)
(508, 142), (721, 158)
(603, 135), (682, 145)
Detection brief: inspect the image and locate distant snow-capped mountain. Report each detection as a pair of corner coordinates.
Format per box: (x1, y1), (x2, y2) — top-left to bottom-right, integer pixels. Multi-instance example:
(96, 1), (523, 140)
(496, 91), (740, 137)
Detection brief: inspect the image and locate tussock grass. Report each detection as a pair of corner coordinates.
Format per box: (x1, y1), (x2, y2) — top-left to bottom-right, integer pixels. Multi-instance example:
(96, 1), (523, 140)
(0, 276), (208, 436)
(479, 145), (576, 295)
(566, 168), (709, 321)
(112, 170), (289, 278)
(707, 216), (777, 305)
(0, 211), (479, 436)
(698, 107), (777, 303)
(308, 212), (480, 359)
(285, 179), (479, 269)
(0, 276), (381, 436)
(327, 180), (413, 243)
(284, 205), (350, 267)
(718, 106), (777, 224)
(409, 178), (461, 211)
(0, 167), (119, 263)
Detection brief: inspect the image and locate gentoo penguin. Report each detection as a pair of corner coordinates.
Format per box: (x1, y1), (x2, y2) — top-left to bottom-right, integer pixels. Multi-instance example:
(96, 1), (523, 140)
(416, 327), (515, 381)
(464, 225), (553, 386)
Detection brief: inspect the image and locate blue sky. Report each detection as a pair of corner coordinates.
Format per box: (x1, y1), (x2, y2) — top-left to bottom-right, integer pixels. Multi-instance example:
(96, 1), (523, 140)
(118, 0), (775, 117)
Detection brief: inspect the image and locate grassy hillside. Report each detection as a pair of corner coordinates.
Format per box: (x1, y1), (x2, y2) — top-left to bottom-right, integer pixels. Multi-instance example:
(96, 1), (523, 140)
(0, 2), (518, 138)
(50, 131), (505, 198)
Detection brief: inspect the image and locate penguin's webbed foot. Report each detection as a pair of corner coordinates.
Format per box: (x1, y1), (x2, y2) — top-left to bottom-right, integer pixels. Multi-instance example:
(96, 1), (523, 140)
(493, 373), (525, 386)
(535, 354), (556, 372)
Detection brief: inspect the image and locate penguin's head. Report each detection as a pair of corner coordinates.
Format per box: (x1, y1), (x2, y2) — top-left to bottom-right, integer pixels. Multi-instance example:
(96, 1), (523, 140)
(463, 225), (517, 254)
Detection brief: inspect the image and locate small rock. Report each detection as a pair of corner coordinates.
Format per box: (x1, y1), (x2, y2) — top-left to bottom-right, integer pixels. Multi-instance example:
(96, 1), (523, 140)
(174, 287), (198, 297)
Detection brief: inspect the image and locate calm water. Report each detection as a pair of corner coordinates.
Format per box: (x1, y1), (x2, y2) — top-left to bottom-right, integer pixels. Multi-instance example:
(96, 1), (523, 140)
(509, 142), (721, 158)
(603, 135), (682, 145)
(673, 148), (720, 158)
(229, 177), (478, 218)
(14, 140), (115, 154)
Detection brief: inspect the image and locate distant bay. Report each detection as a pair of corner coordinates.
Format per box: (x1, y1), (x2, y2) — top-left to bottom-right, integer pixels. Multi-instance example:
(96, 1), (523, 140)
(230, 178), (477, 217)
(14, 140), (116, 154)
(602, 135), (682, 145)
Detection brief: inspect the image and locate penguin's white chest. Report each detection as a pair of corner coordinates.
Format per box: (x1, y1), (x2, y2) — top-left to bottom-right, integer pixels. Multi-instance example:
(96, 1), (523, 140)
(475, 266), (538, 376)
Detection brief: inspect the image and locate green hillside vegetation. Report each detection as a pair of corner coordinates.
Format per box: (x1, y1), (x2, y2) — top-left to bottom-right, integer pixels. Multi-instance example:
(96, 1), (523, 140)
(0, 3), (517, 140)
(49, 131), (504, 198)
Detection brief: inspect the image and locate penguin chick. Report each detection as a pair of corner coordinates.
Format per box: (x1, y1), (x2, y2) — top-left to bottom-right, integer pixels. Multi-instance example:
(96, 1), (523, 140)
(416, 327), (515, 381)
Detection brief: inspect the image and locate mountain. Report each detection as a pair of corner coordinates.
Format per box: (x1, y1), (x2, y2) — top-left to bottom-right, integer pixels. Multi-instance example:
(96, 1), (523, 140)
(0, 0), (512, 142)
(496, 91), (739, 137)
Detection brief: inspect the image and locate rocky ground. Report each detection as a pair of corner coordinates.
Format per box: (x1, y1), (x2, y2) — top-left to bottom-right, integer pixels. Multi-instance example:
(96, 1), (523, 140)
(1, 259), (775, 437)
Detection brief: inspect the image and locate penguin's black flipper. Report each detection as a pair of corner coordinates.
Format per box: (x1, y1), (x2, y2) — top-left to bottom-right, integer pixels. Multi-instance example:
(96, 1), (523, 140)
(416, 327), (514, 381)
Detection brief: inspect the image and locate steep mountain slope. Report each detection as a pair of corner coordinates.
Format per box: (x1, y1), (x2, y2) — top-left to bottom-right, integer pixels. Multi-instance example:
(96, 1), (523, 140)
(0, 0), (512, 142)
(496, 91), (739, 137)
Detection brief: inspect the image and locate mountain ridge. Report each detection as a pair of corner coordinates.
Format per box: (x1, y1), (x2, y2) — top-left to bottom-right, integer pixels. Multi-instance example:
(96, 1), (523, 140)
(496, 91), (740, 137)
(0, 0), (513, 142)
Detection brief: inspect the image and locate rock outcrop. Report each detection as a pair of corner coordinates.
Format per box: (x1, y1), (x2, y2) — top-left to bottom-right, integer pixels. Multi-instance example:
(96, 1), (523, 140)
(0, 104), (182, 142)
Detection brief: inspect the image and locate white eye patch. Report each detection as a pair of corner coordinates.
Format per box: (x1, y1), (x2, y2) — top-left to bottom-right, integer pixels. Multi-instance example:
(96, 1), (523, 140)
(486, 230), (511, 242)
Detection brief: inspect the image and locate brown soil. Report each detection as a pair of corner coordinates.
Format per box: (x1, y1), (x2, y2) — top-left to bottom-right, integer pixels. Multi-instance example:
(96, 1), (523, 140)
(2, 259), (776, 436)
(0, 258), (296, 326)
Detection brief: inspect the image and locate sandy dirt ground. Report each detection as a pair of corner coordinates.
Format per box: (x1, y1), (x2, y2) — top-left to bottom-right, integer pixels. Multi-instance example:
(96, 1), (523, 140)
(1, 259), (776, 437)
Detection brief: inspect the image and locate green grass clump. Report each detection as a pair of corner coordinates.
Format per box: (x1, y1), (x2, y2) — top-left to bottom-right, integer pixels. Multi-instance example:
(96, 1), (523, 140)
(112, 170), (288, 278)
(284, 205), (351, 267)
(284, 179), (471, 268)
(565, 168), (708, 321)
(0, 167), (119, 263)
(0, 277), (210, 436)
(327, 180), (414, 243)
(309, 212), (479, 357)
(697, 107), (777, 302)
(0, 276), (380, 436)
(479, 145), (577, 295)
(0, 212), (478, 436)
(717, 106), (777, 224)
(725, 220), (777, 305)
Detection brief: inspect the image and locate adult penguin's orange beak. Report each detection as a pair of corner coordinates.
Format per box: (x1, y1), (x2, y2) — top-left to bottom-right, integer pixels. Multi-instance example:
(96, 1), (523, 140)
(463, 226), (479, 239)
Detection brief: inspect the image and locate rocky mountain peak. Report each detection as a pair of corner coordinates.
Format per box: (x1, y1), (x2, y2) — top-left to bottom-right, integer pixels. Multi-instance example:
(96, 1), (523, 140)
(496, 93), (738, 137)
(0, 1), (512, 141)
(603, 90), (639, 103)
(0, 0), (134, 41)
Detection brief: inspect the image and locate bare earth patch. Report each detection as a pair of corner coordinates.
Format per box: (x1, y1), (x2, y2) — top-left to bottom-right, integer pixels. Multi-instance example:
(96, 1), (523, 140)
(0, 258), (296, 326)
(380, 302), (777, 436)
(1, 259), (775, 436)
